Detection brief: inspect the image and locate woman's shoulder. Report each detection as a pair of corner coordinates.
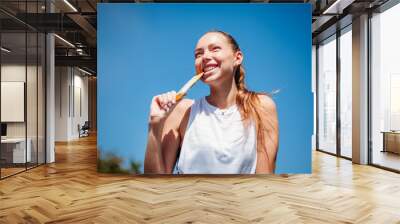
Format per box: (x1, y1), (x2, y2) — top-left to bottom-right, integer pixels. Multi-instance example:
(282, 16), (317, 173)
(172, 98), (199, 122)
(175, 99), (195, 138)
(176, 97), (207, 112)
(164, 99), (194, 132)
(257, 94), (277, 111)
(177, 98), (195, 111)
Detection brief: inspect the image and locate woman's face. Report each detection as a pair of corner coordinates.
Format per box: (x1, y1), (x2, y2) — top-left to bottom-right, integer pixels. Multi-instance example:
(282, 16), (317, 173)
(194, 32), (242, 85)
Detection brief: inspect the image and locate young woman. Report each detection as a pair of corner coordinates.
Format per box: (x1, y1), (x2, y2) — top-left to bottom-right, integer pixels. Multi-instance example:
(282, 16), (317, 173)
(144, 31), (279, 174)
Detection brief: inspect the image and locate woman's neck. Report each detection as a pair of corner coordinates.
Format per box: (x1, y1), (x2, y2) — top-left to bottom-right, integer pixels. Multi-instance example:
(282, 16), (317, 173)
(206, 79), (237, 109)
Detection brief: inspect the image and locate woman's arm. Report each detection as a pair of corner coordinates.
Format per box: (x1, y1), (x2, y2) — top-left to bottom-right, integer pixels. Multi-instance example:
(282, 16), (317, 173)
(256, 95), (279, 174)
(144, 119), (166, 173)
(144, 94), (193, 174)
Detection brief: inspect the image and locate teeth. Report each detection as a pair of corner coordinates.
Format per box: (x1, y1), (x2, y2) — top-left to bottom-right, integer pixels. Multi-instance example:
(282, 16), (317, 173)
(204, 66), (217, 72)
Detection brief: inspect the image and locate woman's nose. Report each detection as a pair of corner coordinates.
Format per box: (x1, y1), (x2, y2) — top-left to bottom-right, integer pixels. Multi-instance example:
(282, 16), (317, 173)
(202, 50), (212, 61)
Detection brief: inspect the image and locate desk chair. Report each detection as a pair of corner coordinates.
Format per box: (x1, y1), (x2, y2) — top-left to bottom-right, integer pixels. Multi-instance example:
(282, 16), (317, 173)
(78, 121), (90, 138)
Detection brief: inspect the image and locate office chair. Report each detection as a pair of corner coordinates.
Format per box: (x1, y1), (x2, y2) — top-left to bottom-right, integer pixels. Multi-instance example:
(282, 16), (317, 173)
(79, 121), (90, 138)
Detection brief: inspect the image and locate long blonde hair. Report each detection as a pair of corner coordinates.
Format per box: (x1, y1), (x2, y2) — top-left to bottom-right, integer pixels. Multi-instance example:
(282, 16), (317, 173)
(206, 30), (269, 155)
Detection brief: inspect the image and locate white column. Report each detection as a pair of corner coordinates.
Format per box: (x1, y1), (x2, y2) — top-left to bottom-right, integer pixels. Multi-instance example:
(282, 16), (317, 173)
(46, 1), (55, 163)
(46, 33), (55, 163)
(352, 14), (369, 164)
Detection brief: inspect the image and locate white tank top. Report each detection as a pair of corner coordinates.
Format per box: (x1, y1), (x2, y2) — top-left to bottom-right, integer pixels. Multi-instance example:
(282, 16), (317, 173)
(174, 97), (257, 174)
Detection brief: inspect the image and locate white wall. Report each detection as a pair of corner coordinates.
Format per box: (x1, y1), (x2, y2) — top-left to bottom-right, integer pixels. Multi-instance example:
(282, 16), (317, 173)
(55, 66), (69, 141)
(1, 65), (26, 133)
(72, 72), (89, 138)
(1, 82), (25, 122)
(1, 65), (41, 138)
(55, 67), (89, 141)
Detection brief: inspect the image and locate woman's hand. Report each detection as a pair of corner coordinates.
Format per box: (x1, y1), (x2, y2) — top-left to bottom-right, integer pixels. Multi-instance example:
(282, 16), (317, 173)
(149, 91), (178, 124)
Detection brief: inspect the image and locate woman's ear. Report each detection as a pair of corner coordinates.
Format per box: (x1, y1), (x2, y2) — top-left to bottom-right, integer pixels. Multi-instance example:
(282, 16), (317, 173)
(234, 51), (243, 66)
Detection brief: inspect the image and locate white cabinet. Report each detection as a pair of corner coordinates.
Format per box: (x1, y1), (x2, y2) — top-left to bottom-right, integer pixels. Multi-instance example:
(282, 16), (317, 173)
(1, 138), (32, 163)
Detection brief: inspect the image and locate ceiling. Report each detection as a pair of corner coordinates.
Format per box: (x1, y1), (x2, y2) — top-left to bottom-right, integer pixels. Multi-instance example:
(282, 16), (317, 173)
(0, 0), (391, 75)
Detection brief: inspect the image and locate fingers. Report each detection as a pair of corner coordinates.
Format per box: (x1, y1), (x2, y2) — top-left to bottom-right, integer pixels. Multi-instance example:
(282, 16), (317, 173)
(156, 91), (177, 112)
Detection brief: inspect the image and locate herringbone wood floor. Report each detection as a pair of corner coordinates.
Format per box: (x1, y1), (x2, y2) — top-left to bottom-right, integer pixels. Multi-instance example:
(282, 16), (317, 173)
(1, 134), (400, 223)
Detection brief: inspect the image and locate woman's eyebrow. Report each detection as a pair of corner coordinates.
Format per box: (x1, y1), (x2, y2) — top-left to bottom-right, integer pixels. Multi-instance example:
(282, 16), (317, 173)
(194, 48), (203, 53)
(195, 43), (219, 52)
(208, 43), (220, 48)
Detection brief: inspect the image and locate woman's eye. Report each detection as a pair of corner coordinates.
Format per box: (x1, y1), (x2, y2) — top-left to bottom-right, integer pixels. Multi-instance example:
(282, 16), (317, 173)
(212, 47), (221, 52)
(195, 53), (202, 58)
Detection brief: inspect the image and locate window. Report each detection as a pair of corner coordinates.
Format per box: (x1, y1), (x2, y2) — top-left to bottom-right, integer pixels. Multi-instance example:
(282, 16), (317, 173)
(339, 27), (352, 158)
(371, 2), (400, 171)
(317, 35), (337, 154)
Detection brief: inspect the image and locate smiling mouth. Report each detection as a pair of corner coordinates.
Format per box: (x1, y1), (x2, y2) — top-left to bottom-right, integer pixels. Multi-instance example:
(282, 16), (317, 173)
(203, 65), (218, 74)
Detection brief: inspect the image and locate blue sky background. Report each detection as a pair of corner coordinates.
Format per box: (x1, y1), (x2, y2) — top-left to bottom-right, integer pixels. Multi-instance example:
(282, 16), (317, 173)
(98, 3), (312, 174)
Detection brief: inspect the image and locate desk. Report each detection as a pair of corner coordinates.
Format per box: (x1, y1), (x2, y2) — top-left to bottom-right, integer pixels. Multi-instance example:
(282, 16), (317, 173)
(382, 131), (400, 154)
(1, 138), (31, 163)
